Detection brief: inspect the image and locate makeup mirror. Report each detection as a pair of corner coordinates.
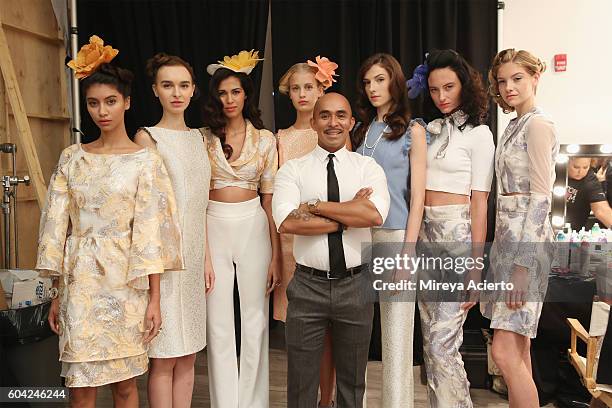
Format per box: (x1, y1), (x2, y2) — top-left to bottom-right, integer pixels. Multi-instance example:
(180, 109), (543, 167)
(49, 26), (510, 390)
(551, 144), (612, 231)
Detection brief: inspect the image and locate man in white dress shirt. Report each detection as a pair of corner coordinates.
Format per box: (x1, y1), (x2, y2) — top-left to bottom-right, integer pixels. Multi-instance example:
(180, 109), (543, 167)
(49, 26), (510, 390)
(272, 93), (390, 408)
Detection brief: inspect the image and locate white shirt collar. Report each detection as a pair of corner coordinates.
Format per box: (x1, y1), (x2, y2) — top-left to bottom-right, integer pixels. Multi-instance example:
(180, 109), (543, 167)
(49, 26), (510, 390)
(313, 144), (349, 163)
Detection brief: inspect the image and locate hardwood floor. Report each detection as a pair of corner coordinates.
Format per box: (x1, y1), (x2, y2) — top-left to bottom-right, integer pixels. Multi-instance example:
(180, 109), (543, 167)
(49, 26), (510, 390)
(32, 319), (553, 407)
(90, 347), (555, 407)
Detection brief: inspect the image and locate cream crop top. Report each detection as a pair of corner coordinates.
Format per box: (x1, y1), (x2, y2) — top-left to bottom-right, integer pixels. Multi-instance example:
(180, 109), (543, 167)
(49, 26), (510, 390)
(425, 112), (495, 195)
(201, 120), (278, 193)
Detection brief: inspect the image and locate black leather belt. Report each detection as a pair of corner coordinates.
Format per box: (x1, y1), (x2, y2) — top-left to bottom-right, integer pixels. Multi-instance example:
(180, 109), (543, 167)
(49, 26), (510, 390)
(295, 263), (368, 280)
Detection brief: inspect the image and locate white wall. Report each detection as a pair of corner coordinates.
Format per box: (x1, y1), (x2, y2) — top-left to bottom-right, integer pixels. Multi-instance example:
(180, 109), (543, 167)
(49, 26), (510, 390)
(500, 0), (612, 144)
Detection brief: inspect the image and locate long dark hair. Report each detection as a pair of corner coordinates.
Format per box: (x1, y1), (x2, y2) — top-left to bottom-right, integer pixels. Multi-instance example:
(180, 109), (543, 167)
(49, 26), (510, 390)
(202, 68), (264, 159)
(81, 63), (134, 98)
(423, 49), (488, 127)
(352, 53), (412, 149)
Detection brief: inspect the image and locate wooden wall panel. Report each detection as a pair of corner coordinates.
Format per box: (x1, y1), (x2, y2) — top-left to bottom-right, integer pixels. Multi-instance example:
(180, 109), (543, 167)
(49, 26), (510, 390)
(0, 0), (69, 268)
(0, 0), (63, 41)
(4, 30), (69, 120)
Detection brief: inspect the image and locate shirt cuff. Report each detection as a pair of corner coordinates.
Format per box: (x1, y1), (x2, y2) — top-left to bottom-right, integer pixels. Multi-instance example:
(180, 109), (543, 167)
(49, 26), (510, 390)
(368, 195), (389, 224)
(272, 203), (297, 233)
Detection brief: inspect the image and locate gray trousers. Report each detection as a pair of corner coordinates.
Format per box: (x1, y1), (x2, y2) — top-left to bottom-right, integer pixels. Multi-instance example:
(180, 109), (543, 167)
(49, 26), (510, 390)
(286, 265), (373, 408)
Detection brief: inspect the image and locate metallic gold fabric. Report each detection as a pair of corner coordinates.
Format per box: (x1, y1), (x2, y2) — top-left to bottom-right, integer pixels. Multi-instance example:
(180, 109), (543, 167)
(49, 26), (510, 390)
(202, 120), (277, 193)
(36, 144), (183, 369)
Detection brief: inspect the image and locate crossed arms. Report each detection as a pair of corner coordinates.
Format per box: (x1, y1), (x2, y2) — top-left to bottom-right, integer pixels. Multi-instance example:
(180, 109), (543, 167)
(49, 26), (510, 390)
(272, 158), (390, 236)
(279, 188), (383, 235)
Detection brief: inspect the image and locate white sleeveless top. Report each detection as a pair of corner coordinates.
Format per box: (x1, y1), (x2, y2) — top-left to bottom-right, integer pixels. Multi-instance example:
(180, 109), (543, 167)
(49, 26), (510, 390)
(143, 127), (211, 358)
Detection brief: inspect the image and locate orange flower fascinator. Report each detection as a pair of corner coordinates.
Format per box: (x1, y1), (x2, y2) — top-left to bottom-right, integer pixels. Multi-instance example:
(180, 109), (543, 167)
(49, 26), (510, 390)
(307, 56), (338, 89)
(68, 35), (119, 79)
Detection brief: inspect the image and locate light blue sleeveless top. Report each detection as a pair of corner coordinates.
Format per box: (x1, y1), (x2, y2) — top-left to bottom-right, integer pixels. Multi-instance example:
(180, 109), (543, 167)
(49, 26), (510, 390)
(356, 118), (428, 229)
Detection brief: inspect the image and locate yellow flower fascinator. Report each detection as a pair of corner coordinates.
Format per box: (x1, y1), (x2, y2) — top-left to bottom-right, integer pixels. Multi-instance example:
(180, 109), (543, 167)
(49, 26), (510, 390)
(67, 35), (119, 79)
(307, 56), (338, 89)
(206, 49), (264, 76)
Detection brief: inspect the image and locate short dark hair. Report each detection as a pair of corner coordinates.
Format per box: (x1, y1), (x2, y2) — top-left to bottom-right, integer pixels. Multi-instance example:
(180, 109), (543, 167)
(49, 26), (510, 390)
(423, 49), (489, 127)
(81, 63), (134, 98)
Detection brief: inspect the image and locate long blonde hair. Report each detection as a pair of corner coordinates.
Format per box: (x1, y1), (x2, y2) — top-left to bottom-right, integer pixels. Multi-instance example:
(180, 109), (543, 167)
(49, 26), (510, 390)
(488, 49), (546, 113)
(278, 63), (321, 95)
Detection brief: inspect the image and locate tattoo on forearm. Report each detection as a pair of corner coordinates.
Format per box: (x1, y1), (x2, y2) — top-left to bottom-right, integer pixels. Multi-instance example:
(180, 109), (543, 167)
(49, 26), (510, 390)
(288, 208), (313, 221)
(288, 208), (333, 223)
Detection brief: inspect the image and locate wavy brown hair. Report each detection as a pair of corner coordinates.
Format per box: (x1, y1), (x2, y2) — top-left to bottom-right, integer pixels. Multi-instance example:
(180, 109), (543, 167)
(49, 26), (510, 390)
(423, 49), (489, 127)
(352, 53), (412, 149)
(201, 68), (264, 159)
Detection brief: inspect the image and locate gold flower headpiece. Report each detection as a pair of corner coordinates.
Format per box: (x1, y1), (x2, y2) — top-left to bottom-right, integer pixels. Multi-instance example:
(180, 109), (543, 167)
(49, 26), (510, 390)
(307, 56), (338, 89)
(68, 35), (119, 79)
(206, 49), (263, 76)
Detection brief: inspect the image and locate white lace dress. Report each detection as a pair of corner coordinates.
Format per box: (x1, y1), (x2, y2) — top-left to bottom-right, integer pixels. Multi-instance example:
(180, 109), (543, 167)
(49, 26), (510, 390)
(142, 127), (211, 358)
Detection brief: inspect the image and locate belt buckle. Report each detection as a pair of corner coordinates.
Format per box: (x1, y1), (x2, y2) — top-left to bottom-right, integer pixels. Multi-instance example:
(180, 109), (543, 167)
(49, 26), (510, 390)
(326, 270), (340, 280)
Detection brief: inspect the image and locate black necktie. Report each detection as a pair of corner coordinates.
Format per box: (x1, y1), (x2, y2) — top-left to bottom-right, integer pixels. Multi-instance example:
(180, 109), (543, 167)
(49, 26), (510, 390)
(327, 153), (346, 276)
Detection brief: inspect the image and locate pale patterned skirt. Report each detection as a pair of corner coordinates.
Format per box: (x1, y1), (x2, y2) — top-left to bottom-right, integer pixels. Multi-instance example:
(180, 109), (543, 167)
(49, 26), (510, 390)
(61, 353), (148, 388)
(480, 195), (553, 338)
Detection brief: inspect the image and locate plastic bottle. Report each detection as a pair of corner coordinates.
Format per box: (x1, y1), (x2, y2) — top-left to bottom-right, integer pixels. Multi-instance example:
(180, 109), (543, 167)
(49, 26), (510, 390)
(590, 223), (607, 265)
(591, 223), (602, 240)
(555, 230), (570, 272)
(579, 230), (591, 277)
(569, 230), (581, 273)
